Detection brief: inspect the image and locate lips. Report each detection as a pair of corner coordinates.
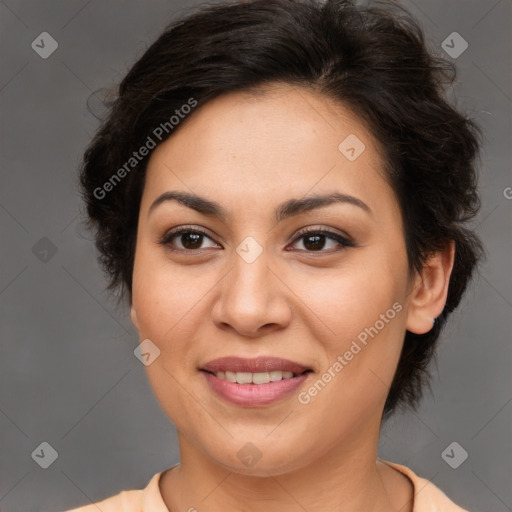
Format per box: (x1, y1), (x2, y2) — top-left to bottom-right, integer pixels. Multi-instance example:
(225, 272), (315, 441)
(201, 356), (311, 375)
(200, 356), (312, 406)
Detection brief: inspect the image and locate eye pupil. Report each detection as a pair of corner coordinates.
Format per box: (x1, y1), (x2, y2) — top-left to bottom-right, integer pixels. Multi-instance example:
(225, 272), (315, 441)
(304, 234), (325, 251)
(182, 233), (202, 249)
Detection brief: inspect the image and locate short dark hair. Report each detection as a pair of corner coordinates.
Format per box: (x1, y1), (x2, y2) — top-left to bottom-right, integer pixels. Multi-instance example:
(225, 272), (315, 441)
(79, 0), (484, 417)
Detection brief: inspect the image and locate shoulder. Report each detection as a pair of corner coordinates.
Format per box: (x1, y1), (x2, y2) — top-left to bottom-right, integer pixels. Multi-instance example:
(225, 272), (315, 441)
(381, 459), (471, 512)
(62, 471), (165, 512)
(63, 489), (143, 512)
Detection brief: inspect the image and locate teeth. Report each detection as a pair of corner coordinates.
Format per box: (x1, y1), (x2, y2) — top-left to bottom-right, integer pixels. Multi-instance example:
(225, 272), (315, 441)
(253, 372), (270, 384)
(236, 372), (253, 384)
(270, 370), (282, 381)
(214, 370), (297, 384)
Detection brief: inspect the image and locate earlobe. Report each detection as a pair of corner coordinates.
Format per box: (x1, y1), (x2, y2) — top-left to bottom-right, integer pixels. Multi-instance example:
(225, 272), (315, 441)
(130, 303), (140, 330)
(405, 241), (455, 335)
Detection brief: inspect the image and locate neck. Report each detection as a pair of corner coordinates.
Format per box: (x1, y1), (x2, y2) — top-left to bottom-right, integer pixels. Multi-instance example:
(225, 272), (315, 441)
(160, 422), (413, 512)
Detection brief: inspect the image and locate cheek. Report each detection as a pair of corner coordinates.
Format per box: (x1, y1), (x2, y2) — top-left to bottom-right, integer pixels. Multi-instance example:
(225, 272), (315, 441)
(295, 252), (408, 408)
(299, 255), (405, 345)
(131, 259), (209, 429)
(131, 247), (211, 341)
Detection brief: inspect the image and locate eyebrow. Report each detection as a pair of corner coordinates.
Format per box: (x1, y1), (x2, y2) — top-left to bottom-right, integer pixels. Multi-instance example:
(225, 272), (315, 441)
(148, 190), (372, 222)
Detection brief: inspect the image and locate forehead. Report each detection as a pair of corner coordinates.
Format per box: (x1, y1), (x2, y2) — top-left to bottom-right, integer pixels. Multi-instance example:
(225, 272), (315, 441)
(141, 84), (398, 224)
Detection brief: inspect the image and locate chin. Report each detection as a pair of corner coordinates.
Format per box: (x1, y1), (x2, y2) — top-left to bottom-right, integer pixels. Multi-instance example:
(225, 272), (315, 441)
(203, 436), (314, 478)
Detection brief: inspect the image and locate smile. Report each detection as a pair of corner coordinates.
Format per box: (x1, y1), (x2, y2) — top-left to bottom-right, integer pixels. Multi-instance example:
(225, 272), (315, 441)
(207, 369), (303, 384)
(200, 356), (312, 406)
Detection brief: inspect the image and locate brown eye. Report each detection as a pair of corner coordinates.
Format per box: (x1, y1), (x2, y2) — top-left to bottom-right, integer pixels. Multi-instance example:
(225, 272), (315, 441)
(159, 227), (220, 252)
(289, 228), (353, 252)
(178, 232), (203, 250)
(301, 233), (327, 251)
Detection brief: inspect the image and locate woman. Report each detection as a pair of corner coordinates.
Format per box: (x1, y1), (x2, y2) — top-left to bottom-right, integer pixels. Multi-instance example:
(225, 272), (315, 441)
(67, 0), (483, 510)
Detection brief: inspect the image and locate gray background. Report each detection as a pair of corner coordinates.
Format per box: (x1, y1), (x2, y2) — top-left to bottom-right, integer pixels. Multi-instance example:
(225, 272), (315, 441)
(0, 1), (511, 511)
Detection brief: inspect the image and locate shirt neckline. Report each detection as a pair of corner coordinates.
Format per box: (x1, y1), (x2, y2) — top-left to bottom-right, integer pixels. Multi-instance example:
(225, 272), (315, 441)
(377, 458), (416, 511)
(148, 459), (418, 512)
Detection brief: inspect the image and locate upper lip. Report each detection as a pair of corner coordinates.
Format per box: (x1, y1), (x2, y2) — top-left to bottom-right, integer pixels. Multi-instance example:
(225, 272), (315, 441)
(201, 356), (311, 374)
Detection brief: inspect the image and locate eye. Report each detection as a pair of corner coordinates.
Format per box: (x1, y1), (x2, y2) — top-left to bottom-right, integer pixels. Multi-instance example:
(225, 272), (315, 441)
(288, 227), (353, 252)
(158, 226), (354, 253)
(158, 226), (220, 252)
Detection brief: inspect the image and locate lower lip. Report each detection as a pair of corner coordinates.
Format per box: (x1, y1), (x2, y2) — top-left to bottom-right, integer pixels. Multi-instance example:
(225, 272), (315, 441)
(201, 371), (310, 406)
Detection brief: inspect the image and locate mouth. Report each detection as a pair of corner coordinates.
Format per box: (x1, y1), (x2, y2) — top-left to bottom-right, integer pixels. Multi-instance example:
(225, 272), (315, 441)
(201, 355), (311, 372)
(201, 369), (311, 384)
(200, 356), (313, 406)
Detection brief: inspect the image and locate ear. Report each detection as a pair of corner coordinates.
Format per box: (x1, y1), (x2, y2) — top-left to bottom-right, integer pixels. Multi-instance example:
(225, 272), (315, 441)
(406, 241), (455, 335)
(130, 302), (140, 330)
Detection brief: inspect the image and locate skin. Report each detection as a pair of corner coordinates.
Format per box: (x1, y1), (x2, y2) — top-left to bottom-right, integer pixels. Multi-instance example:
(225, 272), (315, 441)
(130, 83), (455, 512)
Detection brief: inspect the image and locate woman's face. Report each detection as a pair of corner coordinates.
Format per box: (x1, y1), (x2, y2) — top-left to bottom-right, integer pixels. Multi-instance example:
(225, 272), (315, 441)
(130, 85), (417, 476)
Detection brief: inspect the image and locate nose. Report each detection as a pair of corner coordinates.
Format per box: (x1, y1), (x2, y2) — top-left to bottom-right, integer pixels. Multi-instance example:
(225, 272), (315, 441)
(211, 246), (293, 338)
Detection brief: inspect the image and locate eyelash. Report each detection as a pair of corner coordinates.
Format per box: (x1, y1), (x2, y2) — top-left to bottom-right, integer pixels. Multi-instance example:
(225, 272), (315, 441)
(158, 225), (354, 254)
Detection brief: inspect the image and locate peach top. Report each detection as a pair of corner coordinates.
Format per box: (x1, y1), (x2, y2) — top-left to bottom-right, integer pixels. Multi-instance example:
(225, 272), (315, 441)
(64, 460), (470, 512)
